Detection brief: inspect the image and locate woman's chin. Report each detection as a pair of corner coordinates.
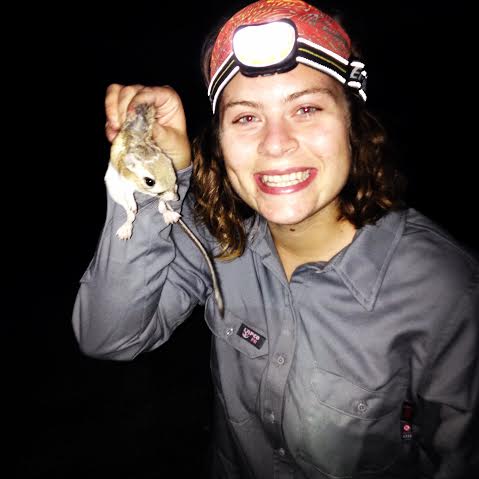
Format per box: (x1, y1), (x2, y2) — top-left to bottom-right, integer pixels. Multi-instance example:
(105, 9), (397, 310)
(258, 204), (312, 226)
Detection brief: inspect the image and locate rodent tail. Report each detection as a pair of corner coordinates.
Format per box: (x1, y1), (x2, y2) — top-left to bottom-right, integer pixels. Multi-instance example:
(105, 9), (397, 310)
(177, 217), (224, 317)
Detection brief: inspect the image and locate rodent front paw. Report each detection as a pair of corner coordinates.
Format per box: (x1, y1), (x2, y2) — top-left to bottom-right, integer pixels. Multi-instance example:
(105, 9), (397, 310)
(160, 191), (179, 202)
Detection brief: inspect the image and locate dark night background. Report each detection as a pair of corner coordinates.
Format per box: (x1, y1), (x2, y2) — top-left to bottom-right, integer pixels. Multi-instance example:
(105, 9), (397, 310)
(11, 1), (476, 478)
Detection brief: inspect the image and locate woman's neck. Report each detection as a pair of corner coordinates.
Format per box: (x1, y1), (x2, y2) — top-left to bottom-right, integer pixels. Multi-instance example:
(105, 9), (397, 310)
(268, 206), (356, 280)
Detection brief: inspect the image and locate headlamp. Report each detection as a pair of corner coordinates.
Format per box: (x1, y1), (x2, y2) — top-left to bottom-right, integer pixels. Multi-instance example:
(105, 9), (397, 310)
(233, 20), (298, 76)
(208, 18), (368, 114)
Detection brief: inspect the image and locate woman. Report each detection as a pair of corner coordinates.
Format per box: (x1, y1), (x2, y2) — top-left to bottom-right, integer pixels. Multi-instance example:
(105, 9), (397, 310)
(73, 1), (478, 477)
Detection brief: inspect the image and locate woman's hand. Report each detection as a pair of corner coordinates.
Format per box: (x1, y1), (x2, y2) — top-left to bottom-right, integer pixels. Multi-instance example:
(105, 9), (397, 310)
(104, 83), (191, 170)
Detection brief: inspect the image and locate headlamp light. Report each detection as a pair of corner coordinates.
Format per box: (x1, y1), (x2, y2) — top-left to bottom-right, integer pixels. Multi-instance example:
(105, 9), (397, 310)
(208, 19), (367, 114)
(233, 20), (298, 76)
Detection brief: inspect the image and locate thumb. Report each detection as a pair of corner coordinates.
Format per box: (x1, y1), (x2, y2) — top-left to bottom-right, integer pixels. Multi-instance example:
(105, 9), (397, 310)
(151, 123), (192, 170)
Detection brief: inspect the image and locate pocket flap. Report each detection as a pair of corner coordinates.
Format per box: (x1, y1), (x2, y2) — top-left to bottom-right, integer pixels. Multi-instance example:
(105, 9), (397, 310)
(311, 368), (401, 419)
(205, 297), (269, 359)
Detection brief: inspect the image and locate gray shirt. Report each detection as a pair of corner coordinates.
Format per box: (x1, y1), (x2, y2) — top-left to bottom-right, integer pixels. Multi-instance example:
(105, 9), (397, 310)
(73, 166), (478, 478)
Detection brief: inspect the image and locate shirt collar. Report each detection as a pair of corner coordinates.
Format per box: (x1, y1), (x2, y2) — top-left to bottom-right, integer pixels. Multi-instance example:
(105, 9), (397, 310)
(247, 215), (288, 285)
(247, 210), (406, 311)
(331, 210), (406, 311)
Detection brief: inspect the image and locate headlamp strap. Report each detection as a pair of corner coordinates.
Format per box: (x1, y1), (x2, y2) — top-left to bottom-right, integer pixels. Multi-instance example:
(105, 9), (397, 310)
(346, 58), (368, 99)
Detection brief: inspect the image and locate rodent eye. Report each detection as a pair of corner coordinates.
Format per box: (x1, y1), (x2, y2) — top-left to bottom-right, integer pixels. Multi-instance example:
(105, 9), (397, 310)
(144, 177), (156, 187)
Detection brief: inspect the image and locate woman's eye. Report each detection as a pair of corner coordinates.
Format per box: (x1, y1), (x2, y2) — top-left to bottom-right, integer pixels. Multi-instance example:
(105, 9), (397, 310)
(297, 106), (319, 115)
(235, 114), (256, 124)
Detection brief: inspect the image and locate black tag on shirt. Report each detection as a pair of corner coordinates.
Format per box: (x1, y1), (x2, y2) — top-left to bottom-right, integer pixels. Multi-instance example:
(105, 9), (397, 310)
(400, 401), (414, 441)
(237, 323), (266, 349)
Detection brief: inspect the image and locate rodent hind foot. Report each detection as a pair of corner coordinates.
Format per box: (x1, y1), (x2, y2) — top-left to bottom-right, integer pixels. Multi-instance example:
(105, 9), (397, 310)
(162, 210), (181, 225)
(116, 222), (133, 240)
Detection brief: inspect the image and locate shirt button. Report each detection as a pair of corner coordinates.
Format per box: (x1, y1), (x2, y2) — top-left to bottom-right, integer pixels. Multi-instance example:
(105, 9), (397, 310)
(225, 327), (234, 336)
(357, 401), (368, 414)
(277, 355), (285, 365)
(278, 448), (286, 456)
(265, 410), (275, 422)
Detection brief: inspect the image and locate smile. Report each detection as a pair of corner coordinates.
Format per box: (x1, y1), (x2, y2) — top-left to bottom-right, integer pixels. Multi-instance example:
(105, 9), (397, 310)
(262, 170), (311, 186)
(255, 168), (317, 195)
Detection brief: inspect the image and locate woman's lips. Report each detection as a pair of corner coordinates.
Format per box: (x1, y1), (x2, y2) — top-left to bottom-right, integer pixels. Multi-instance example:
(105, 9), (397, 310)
(254, 168), (317, 195)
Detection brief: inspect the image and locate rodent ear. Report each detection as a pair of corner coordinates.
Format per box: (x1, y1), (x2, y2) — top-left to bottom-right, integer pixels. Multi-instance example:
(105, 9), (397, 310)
(124, 153), (139, 170)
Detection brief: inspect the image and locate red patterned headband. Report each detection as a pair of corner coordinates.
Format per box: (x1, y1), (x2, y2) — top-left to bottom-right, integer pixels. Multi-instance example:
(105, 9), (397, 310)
(207, 0), (367, 113)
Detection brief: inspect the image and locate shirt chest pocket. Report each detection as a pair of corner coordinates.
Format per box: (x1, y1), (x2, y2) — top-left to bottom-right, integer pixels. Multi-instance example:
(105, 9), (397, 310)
(292, 367), (405, 477)
(204, 297), (269, 423)
(311, 368), (401, 420)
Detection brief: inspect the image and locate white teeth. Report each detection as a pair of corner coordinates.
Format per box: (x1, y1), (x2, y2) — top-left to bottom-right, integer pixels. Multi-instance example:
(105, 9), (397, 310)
(261, 170), (310, 187)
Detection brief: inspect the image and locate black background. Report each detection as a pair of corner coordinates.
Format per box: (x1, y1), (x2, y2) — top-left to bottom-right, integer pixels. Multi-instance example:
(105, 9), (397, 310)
(11, 1), (476, 478)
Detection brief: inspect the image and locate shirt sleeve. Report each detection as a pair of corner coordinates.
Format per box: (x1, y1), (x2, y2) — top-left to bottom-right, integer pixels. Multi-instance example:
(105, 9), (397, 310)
(72, 165), (212, 360)
(416, 268), (479, 478)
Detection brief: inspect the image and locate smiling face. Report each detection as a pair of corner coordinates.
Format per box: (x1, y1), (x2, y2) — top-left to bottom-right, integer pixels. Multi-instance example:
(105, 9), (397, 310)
(219, 64), (352, 228)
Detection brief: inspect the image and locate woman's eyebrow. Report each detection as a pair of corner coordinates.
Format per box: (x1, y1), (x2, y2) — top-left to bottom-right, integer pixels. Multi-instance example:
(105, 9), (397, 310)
(222, 100), (262, 113)
(286, 87), (335, 102)
(222, 87), (335, 114)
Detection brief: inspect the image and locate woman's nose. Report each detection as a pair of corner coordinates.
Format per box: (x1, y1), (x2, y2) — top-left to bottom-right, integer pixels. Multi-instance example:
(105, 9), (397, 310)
(257, 119), (298, 158)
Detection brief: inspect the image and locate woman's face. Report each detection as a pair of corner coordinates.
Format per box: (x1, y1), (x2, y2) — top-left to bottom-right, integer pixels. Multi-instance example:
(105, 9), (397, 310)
(219, 64), (351, 227)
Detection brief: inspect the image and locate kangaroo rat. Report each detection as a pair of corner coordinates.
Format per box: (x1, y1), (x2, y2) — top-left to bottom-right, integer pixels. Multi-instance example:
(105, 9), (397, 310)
(105, 104), (224, 316)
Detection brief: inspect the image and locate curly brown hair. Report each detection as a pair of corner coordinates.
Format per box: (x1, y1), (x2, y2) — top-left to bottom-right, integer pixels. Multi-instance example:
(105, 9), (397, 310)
(191, 18), (406, 261)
